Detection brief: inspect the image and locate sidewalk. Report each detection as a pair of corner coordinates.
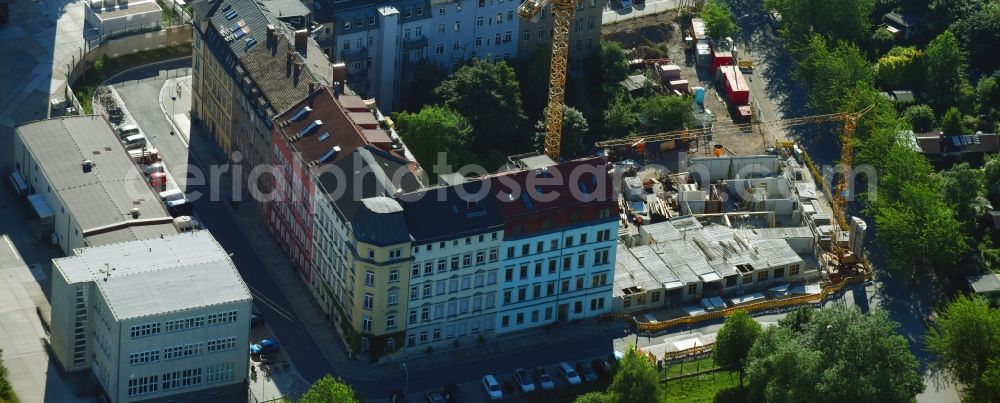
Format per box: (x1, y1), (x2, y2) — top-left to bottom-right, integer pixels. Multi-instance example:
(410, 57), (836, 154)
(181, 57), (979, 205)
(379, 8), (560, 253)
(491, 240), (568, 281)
(0, 236), (92, 403)
(160, 78), (385, 383)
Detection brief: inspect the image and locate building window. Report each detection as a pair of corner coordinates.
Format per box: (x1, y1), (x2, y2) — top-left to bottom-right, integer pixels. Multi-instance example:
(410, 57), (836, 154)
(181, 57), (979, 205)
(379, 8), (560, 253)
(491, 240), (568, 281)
(436, 44), (445, 55)
(130, 322), (161, 338)
(520, 265), (528, 280)
(439, 7), (446, 15)
(410, 286), (419, 301)
(461, 276), (471, 290)
(576, 277), (584, 290)
(531, 310), (539, 322)
(758, 271), (769, 282)
(789, 264), (800, 276)
(566, 236), (574, 247)
(574, 301), (583, 314)
(129, 350), (160, 366)
(426, 262), (435, 275)
(438, 259), (447, 272)
(561, 280), (570, 293)
(412, 263), (420, 278)
(487, 271), (497, 285)
(476, 37), (482, 47)
(205, 362), (235, 384)
(163, 342), (204, 360)
(127, 375), (158, 397)
(449, 278), (459, 293)
(367, 249), (375, 259)
(505, 267), (513, 282)
(389, 249), (402, 259)
(362, 315), (372, 332)
(206, 337), (237, 353)
(651, 291), (661, 303)
(522, 244), (530, 255)
(386, 315), (396, 329)
(423, 283), (432, 298)
(489, 248), (499, 262)
(436, 280), (446, 295)
(594, 249), (610, 265)
(517, 287), (526, 301)
(563, 256), (572, 271)
(364, 270), (375, 286)
(421, 307), (430, 321)
(504, 31), (512, 42)
(463, 253), (473, 267)
(523, 30), (530, 41)
(476, 251), (486, 265)
(578, 253), (586, 268)
(534, 263), (542, 277)
(687, 283), (698, 295)
(164, 316), (206, 333)
(388, 290), (398, 305)
(623, 297), (631, 308)
(507, 247), (515, 258)
(389, 269), (399, 282)
(501, 315), (510, 327)
(503, 290), (512, 305)
(476, 16), (484, 27)
(409, 310), (418, 324)
(774, 267), (786, 278)
(549, 259), (557, 274)
(455, 21), (461, 32)
(516, 313), (524, 324)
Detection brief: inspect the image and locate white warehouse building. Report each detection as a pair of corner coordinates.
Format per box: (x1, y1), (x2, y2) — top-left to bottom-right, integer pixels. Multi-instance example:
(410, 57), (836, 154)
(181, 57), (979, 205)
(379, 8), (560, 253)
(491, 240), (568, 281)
(49, 230), (252, 402)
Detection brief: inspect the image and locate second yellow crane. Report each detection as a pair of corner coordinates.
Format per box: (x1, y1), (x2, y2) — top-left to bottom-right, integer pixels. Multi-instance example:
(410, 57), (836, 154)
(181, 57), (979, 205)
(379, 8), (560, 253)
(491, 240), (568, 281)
(518, 0), (577, 161)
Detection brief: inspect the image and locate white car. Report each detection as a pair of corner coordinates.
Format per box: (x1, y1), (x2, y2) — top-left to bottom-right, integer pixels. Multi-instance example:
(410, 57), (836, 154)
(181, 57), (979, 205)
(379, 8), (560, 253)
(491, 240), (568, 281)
(535, 367), (556, 391)
(557, 362), (582, 385)
(514, 368), (535, 393)
(482, 374), (502, 400)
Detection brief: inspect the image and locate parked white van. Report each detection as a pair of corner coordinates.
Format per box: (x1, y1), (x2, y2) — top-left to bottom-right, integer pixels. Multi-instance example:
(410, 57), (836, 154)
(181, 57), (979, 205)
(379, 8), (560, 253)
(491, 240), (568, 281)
(122, 133), (147, 150)
(557, 362), (582, 385)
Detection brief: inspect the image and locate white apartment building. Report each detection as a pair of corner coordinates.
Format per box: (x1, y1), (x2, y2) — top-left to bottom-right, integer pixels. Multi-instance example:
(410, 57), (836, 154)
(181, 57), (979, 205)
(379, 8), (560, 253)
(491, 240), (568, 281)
(398, 182), (504, 349)
(495, 220), (617, 333)
(49, 231), (252, 402)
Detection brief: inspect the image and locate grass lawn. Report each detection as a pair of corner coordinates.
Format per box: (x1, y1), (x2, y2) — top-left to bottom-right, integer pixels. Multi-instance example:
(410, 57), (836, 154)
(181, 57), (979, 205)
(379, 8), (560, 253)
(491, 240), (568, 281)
(662, 370), (743, 403)
(663, 356), (718, 378)
(72, 44), (191, 114)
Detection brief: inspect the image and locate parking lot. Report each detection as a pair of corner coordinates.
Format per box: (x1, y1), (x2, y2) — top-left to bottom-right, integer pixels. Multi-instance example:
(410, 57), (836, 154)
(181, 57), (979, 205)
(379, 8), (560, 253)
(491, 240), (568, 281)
(409, 353), (618, 403)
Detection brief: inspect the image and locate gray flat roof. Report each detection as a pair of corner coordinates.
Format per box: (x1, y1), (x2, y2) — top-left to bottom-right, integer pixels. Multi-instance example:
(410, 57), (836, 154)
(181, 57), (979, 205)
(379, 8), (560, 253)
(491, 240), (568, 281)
(53, 231), (251, 320)
(16, 116), (176, 246)
(969, 273), (1000, 294)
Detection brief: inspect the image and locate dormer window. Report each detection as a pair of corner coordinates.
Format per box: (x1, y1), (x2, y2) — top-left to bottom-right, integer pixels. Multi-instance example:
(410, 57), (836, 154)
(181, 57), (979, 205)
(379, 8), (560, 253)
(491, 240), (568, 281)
(290, 106), (312, 121)
(298, 120), (322, 137)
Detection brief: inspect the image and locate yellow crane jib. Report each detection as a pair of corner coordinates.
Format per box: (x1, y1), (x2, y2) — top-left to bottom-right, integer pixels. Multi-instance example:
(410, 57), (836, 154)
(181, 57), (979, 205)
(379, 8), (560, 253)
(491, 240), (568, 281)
(519, 0), (577, 161)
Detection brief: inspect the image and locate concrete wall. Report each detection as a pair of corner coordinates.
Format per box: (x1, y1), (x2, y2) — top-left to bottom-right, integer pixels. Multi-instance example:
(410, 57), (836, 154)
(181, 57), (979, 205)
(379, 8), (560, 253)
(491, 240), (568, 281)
(71, 25), (193, 84)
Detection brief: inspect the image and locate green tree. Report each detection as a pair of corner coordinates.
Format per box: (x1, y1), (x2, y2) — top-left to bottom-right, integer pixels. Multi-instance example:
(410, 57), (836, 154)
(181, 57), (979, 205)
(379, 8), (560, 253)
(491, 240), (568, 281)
(0, 349), (13, 402)
(574, 391), (612, 403)
(299, 375), (360, 403)
(746, 306), (924, 403)
(794, 36), (874, 113)
(984, 153), (1000, 205)
(701, 0), (738, 40)
(637, 95), (694, 133)
(607, 346), (661, 403)
(764, 0), (875, 44)
(904, 104), (936, 132)
(977, 76), (999, 112)
(927, 295), (1000, 402)
(941, 163), (989, 228)
(941, 107), (963, 136)
(950, 2), (1000, 72)
(434, 58), (526, 165)
(714, 311), (762, 387)
(584, 41), (630, 117)
(536, 105), (589, 159)
(778, 306), (814, 332)
(393, 105), (474, 177)
(400, 61), (449, 112)
(602, 93), (637, 139)
(870, 26), (895, 56)
(93, 54), (108, 79)
(924, 31), (968, 111)
(875, 46), (924, 90)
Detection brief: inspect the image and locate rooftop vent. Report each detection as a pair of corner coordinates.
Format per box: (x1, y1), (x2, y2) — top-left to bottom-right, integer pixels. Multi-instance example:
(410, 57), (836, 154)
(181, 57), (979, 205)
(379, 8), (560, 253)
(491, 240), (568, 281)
(130, 208), (140, 218)
(82, 159), (94, 173)
(317, 132), (330, 142)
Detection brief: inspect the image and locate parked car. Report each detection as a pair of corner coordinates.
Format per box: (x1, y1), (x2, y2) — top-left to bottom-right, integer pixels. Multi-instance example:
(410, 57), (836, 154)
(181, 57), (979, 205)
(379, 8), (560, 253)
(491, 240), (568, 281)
(534, 367), (556, 391)
(576, 361), (598, 382)
(249, 339), (279, 355)
(592, 358), (613, 378)
(482, 375), (502, 400)
(443, 383), (465, 403)
(557, 362), (582, 385)
(513, 368), (535, 393)
(426, 392), (447, 403)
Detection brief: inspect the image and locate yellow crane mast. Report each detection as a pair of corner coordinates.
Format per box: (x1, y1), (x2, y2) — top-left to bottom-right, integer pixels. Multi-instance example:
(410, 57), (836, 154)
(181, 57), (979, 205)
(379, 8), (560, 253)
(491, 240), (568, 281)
(518, 0), (577, 161)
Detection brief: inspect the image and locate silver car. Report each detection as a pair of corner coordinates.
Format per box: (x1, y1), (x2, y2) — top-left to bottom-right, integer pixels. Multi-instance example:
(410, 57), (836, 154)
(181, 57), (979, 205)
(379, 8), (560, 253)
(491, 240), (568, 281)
(534, 367), (556, 391)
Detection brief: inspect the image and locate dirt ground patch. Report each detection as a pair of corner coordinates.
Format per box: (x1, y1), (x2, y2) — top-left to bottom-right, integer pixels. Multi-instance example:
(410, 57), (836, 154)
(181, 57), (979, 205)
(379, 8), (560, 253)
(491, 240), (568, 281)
(600, 10), (768, 157)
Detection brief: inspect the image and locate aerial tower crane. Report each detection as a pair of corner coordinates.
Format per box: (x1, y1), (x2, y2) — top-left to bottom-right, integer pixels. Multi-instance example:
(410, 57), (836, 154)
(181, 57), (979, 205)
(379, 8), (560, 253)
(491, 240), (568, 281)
(518, 0), (577, 161)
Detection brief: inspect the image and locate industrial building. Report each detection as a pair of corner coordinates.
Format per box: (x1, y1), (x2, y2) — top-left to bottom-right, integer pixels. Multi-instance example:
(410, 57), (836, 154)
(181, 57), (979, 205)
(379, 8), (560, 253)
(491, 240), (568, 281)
(13, 116), (177, 255)
(85, 0), (163, 37)
(49, 231), (252, 402)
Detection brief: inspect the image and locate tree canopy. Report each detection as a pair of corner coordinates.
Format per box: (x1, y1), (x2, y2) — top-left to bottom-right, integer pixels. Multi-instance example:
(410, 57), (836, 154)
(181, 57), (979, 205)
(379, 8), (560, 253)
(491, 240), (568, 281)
(701, 0), (738, 40)
(714, 311), (762, 386)
(298, 375), (360, 403)
(745, 306), (924, 403)
(637, 95), (694, 133)
(764, 0), (875, 44)
(927, 295), (1000, 402)
(606, 346), (661, 403)
(434, 58), (526, 166)
(794, 36), (874, 113)
(874, 46), (924, 90)
(903, 104), (936, 133)
(924, 31), (968, 112)
(603, 93), (637, 140)
(941, 163), (990, 231)
(393, 105), (474, 178)
(399, 61), (449, 113)
(536, 105), (589, 159)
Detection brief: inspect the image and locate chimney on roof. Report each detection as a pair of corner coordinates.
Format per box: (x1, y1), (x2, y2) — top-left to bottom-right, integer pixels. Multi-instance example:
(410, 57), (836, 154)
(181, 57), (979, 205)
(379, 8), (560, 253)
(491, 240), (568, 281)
(332, 62), (347, 95)
(294, 29), (309, 57)
(267, 24), (278, 48)
(308, 82), (316, 94)
(286, 50), (295, 77)
(293, 62), (302, 85)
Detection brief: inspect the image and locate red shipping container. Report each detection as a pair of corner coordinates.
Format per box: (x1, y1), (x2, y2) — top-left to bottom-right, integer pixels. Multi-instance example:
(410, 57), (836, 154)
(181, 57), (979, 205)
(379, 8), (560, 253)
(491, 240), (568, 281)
(719, 65), (749, 105)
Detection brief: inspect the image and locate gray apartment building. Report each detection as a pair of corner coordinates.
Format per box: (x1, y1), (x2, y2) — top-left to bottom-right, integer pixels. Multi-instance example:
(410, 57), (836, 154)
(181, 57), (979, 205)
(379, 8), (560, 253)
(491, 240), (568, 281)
(313, 0), (605, 112)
